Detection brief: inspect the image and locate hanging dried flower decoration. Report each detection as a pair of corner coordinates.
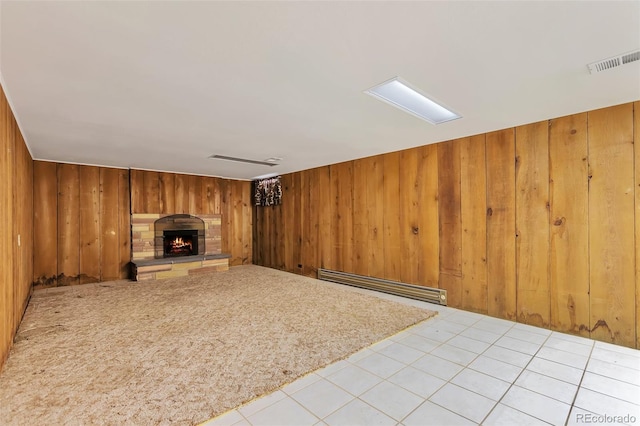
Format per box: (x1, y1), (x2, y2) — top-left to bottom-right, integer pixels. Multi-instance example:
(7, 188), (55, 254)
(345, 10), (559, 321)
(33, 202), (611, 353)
(254, 176), (282, 206)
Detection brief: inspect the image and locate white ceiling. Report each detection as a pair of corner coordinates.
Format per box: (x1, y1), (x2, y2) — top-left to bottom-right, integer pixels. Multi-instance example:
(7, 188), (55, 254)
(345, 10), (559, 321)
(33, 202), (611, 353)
(1, 1), (639, 180)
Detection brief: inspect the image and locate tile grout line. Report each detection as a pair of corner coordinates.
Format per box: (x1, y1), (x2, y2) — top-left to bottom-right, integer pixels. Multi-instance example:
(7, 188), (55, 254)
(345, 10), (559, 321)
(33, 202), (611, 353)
(562, 342), (597, 425)
(478, 327), (556, 425)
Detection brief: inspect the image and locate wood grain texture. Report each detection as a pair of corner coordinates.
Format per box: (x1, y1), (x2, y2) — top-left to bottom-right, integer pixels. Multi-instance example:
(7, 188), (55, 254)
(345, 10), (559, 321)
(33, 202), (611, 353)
(293, 172), (304, 273)
(515, 122), (550, 327)
(33, 161), (58, 287)
(230, 180), (244, 266)
(143, 171), (160, 214)
(302, 168), (319, 277)
(0, 87), (14, 367)
(400, 149), (420, 285)
(0, 86), (33, 370)
(13, 131), (33, 326)
(79, 166), (101, 284)
(383, 152), (401, 281)
(588, 103), (635, 347)
(636, 101), (640, 349)
(460, 135), (488, 313)
(159, 172), (175, 214)
(417, 145), (439, 288)
(549, 113), (590, 337)
(58, 164), (81, 286)
(329, 163), (353, 273)
(366, 156), (385, 279)
(242, 181), (252, 265)
(438, 139), (463, 307)
(118, 169), (131, 279)
(130, 169), (144, 214)
(486, 129), (517, 320)
(188, 175), (203, 214)
(174, 174), (189, 214)
(281, 174), (294, 272)
(318, 166), (332, 270)
(353, 158), (369, 276)
(100, 168), (120, 281)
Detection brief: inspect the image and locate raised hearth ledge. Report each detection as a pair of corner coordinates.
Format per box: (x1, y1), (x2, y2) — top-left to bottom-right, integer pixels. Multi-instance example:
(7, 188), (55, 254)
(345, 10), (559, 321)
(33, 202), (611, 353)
(132, 253), (231, 281)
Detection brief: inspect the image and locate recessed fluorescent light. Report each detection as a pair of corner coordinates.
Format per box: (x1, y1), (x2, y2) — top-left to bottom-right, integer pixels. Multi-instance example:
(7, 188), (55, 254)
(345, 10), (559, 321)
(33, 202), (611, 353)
(365, 77), (461, 125)
(209, 155), (278, 167)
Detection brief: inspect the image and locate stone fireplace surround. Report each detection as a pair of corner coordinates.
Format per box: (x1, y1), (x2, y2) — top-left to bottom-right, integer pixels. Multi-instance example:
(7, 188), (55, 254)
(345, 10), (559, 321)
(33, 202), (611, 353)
(131, 213), (230, 280)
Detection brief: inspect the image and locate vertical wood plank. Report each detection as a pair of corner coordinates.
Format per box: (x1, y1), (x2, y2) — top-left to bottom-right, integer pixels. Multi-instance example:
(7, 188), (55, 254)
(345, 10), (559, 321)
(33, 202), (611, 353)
(203, 177), (215, 215)
(337, 163), (354, 273)
(14, 130), (32, 321)
(174, 174), (189, 214)
(143, 171), (159, 213)
(241, 181), (252, 265)
(400, 149), (420, 285)
(302, 169), (318, 276)
(416, 145), (439, 288)
(589, 103), (635, 346)
(0, 89), (14, 364)
(293, 172), (304, 273)
(515, 121), (550, 327)
(383, 152), (401, 281)
(189, 175), (203, 214)
(549, 113), (590, 336)
(635, 101), (640, 349)
(486, 129), (517, 320)
(58, 164), (80, 286)
(79, 166), (101, 284)
(352, 159), (369, 276)
(100, 168), (120, 281)
(366, 156), (385, 279)
(220, 179), (232, 256)
(460, 135), (488, 313)
(33, 161), (58, 287)
(280, 174), (294, 271)
(159, 172), (175, 214)
(129, 169), (144, 214)
(118, 169), (131, 279)
(318, 166), (332, 270)
(230, 181), (244, 266)
(438, 139), (463, 306)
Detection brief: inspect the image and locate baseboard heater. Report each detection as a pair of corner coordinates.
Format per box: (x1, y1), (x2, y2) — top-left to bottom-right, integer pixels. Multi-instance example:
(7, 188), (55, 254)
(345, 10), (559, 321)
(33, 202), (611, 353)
(318, 269), (447, 306)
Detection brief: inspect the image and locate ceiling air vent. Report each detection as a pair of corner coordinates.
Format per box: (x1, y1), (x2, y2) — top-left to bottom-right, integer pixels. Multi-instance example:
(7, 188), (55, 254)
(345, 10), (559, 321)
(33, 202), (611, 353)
(588, 49), (640, 74)
(209, 155), (279, 167)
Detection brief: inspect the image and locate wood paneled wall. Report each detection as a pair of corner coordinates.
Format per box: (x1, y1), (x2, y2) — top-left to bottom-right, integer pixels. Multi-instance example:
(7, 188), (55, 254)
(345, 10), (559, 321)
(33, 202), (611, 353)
(32, 167), (253, 288)
(129, 170), (252, 266)
(1, 85), (33, 370)
(254, 101), (640, 349)
(33, 162), (131, 286)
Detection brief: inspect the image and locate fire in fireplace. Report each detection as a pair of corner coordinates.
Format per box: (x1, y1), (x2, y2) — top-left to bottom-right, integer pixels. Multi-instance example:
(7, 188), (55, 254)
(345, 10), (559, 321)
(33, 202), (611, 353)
(163, 230), (198, 257)
(154, 214), (205, 259)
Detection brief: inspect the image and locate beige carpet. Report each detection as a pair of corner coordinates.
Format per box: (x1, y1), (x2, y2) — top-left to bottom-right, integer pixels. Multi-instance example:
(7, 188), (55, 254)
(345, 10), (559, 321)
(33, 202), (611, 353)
(0, 265), (436, 425)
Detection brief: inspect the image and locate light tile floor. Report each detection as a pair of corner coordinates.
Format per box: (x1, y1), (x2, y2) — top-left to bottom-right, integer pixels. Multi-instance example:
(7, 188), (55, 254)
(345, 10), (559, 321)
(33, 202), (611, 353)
(204, 288), (640, 426)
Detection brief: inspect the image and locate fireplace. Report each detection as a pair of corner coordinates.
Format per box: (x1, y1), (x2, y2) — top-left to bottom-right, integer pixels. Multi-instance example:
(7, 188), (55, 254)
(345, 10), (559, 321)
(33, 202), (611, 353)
(154, 214), (205, 259)
(164, 229), (198, 257)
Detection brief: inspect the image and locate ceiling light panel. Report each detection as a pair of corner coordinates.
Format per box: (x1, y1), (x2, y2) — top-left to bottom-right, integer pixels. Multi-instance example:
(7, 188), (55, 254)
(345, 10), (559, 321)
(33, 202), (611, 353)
(209, 155), (279, 167)
(365, 77), (461, 125)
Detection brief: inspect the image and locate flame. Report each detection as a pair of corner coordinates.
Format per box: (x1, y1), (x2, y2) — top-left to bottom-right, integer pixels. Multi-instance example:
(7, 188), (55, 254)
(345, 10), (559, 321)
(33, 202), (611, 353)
(170, 237), (192, 251)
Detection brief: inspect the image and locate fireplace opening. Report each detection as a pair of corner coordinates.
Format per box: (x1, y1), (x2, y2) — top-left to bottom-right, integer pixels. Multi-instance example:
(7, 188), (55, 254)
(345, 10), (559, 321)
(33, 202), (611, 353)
(154, 214), (205, 259)
(163, 230), (199, 258)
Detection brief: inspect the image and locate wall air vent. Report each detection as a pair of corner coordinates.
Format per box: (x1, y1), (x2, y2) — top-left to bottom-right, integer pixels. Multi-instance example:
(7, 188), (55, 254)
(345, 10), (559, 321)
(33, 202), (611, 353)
(209, 155), (279, 167)
(588, 49), (640, 74)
